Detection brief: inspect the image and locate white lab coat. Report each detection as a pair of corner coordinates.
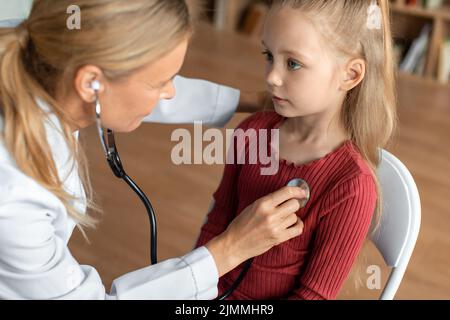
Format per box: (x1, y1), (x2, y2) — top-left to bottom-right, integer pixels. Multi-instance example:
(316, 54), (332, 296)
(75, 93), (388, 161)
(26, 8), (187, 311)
(0, 0), (32, 22)
(0, 76), (240, 300)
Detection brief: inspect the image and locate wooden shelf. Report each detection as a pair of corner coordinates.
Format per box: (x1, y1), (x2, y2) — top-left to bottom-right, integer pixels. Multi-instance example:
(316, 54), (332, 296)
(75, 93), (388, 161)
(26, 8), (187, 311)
(390, 0), (450, 85)
(391, 3), (450, 20)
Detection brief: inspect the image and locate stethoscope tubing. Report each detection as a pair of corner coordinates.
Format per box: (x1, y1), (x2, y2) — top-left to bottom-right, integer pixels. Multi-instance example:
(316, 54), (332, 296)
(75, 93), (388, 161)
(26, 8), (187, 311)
(94, 90), (158, 264)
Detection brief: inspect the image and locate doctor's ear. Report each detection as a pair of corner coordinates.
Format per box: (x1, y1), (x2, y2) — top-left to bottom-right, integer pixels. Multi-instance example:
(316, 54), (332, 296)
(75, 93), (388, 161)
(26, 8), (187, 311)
(339, 58), (366, 92)
(73, 65), (106, 103)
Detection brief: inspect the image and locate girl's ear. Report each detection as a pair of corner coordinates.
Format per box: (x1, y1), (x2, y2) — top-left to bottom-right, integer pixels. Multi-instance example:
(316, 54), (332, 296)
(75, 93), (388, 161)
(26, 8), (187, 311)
(340, 58), (366, 91)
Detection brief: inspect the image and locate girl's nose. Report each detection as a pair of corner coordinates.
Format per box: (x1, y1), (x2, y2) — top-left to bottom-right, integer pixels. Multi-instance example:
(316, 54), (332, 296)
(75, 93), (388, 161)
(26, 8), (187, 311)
(160, 80), (176, 100)
(266, 68), (283, 87)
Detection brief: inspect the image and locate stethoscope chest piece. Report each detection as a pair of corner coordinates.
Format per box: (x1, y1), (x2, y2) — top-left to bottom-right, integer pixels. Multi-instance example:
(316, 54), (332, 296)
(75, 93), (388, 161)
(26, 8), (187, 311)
(287, 178), (311, 208)
(217, 178), (312, 300)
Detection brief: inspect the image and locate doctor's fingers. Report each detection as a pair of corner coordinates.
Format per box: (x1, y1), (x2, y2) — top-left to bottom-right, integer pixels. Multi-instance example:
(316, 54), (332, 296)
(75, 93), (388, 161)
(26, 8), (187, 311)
(280, 210), (303, 230)
(274, 198), (302, 219)
(263, 186), (306, 210)
(279, 219), (304, 243)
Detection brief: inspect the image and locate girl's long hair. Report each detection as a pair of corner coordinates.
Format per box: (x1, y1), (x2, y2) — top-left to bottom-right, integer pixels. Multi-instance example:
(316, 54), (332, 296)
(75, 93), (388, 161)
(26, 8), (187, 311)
(270, 0), (397, 288)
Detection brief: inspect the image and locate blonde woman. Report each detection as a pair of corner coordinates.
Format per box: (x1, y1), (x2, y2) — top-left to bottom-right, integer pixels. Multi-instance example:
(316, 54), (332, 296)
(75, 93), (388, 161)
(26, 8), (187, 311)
(0, 0), (307, 299)
(196, 0), (397, 299)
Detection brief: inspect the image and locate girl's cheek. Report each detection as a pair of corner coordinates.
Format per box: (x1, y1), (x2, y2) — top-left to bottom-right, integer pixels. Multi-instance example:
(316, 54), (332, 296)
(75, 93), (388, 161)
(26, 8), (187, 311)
(287, 76), (307, 96)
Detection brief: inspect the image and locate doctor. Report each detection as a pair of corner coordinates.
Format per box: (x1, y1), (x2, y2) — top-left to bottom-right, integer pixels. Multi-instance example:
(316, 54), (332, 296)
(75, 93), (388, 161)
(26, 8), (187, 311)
(0, 0), (306, 299)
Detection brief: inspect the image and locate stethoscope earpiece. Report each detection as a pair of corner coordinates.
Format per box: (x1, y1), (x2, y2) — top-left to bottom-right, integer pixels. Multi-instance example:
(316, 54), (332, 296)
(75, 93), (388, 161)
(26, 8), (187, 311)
(91, 80), (101, 91)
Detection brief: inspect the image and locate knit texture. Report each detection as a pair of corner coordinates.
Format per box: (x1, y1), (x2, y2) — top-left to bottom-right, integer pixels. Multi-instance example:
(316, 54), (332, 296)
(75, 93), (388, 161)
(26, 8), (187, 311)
(195, 112), (377, 300)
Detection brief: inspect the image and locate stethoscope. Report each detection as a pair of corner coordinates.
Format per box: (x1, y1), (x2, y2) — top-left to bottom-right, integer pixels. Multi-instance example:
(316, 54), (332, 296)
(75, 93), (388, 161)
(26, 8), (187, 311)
(91, 80), (311, 299)
(92, 80), (158, 264)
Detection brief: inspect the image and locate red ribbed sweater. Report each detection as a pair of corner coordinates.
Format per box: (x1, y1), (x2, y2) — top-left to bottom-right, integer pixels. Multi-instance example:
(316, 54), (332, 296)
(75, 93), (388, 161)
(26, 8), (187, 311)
(195, 112), (377, 300)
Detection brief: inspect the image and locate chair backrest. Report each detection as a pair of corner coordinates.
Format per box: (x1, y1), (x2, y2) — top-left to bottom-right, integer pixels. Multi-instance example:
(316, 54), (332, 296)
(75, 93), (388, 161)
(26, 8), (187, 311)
(371, 149), (421, 300)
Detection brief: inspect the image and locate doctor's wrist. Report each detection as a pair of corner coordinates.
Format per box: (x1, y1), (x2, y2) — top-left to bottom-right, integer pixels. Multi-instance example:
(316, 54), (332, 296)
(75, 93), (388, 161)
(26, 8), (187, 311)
(205, 233), (243, 277)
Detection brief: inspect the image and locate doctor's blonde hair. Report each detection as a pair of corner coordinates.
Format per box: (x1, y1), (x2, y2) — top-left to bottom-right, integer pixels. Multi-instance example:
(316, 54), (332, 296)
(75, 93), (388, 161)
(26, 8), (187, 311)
(269, 0), (397, 288)
(0, 0), (193, 232)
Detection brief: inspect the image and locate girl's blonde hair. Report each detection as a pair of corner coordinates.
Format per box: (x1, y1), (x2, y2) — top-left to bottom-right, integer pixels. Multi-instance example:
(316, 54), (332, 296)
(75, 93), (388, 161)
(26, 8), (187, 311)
(0, 0), (192, 233)
(269, 0), (397, 288)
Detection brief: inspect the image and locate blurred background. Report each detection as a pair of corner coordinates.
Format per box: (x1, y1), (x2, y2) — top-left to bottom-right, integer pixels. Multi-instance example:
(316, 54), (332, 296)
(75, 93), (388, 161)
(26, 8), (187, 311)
(1, 0), (449, 299)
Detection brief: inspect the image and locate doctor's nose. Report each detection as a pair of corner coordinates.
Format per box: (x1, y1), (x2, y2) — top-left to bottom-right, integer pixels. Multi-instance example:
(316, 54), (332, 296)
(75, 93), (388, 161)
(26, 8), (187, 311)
(160, 80), (176, 100)
(266, 68), (283, 88)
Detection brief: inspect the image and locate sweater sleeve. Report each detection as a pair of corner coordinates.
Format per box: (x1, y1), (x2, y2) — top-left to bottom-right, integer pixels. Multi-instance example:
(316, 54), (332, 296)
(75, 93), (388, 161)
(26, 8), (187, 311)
(195, 115), (259, 248)
(288, 174), (377, 300)
(194, 161), (239, 248)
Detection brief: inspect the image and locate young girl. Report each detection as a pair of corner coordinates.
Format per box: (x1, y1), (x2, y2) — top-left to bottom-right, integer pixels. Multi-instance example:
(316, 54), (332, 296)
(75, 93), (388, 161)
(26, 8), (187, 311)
(195, 0), (396, 300)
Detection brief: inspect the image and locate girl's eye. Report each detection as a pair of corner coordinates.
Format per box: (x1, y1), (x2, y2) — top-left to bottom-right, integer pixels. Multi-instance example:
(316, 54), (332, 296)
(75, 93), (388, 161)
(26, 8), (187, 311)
(287, 59), (302, 71)
(262, 50), (273, 63)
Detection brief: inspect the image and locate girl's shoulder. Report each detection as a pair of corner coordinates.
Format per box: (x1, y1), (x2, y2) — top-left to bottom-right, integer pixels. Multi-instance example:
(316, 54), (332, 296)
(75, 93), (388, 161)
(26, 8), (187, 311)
(236, 111), (283, 131)
(303, 141), (376, 199)
(344, 142), (376, 178)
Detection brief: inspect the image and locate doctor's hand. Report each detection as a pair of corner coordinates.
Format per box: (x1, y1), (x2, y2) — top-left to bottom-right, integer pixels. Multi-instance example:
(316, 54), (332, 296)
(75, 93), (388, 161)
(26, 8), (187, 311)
(205, 186), (306, 277)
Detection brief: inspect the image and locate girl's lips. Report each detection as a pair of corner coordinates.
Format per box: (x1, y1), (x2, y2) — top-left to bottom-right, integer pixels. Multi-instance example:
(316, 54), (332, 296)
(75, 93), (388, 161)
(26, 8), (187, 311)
(272, 95), (288, 103)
